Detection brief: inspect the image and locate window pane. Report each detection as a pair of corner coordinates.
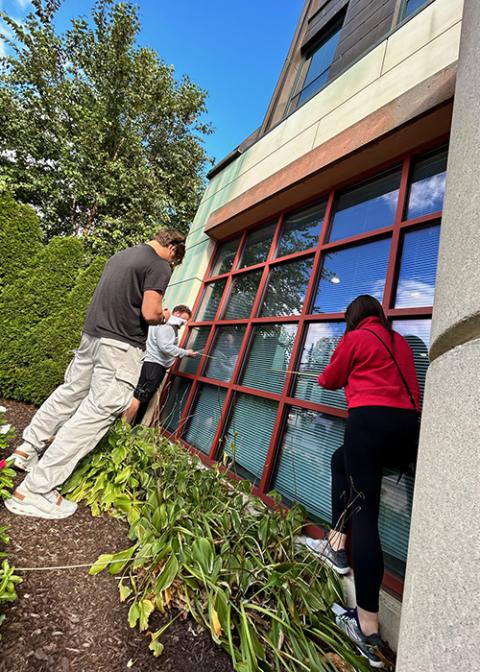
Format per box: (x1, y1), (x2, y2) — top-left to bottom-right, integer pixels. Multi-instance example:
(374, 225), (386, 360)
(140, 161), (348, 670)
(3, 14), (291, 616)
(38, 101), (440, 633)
(241, 324), (298, 394)
(195, 280), (226, 322)
(294, 323), (346, 410)
(402, 0), (428, 20)
(184, 384), (227, 454)
(261, 257), (314, 317)
(222, 393), (278, 484)
(312, 238), (391, 313)
(273, 407), (345, 523)
(239, 222), (276, 268)
(222, 270), (262, 320)
(406, 147), (448, 220)
(329, 169), (401, 242)
(276, 202), (326, 258)
(159, 377), (192, 434)
(177, 327), (210, 375)
(204, 325), (246, 382)
(395, 225), (440, 308)
(210, 237), (240, 276)
(297, 20), (343, 106)
(392, 319), (431, 402)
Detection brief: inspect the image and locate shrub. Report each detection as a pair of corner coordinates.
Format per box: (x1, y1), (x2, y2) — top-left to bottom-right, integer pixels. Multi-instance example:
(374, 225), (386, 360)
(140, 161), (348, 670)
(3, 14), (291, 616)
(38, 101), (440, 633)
(19, 256), (107, 404)
(0, 236), (84, 400)
(0, 193), (43, 293)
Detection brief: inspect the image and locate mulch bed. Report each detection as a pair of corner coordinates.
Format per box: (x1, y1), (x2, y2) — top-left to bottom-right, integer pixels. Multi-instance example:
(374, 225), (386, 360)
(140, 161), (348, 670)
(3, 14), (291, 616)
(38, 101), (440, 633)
(0, 398), (234, 672)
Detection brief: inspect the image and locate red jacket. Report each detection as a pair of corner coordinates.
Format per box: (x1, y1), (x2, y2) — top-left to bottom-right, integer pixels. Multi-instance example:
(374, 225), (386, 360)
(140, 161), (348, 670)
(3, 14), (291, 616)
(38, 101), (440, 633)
(318, 316), (421, 410)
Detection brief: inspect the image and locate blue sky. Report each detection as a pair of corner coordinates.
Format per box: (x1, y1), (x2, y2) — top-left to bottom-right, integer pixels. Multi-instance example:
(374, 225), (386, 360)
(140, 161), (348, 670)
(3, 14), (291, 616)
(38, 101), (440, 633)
(0, 0), (304, 165)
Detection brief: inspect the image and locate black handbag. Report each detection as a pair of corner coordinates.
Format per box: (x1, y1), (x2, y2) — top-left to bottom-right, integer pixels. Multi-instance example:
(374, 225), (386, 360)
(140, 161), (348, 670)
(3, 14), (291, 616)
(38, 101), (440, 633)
(361, 328), (421, 478)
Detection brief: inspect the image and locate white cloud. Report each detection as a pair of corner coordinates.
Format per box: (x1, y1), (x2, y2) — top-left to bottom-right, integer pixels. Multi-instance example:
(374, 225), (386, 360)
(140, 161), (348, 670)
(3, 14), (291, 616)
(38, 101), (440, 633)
(14, 0), (32, 9)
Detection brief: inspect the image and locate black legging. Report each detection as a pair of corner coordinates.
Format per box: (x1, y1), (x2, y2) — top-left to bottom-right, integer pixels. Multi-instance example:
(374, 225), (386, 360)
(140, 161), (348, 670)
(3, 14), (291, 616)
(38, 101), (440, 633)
(331, 406), (419, 612)
(132, 361), (167, 427)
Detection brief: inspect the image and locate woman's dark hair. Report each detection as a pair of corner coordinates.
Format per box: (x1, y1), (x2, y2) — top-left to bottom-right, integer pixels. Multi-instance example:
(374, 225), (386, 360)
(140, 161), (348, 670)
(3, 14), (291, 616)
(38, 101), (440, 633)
(344, 295), (391, 333)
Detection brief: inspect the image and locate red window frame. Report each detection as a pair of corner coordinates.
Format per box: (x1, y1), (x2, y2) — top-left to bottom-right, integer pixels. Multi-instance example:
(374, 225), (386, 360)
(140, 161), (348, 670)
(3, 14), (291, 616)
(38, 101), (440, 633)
(158, 137), (448, 599)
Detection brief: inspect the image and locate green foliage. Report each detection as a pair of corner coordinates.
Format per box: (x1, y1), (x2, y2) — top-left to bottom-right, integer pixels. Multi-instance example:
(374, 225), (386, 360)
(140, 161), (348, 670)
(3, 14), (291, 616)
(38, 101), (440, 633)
(0, 407), (16, 498)
(65, 424), (371, 672)
(18, 255), (107, 404)
(0, 411), (21, 633)
(0, 236), (84, 401)
(0, 192), (43, 293)
(0, 0), (211, 254)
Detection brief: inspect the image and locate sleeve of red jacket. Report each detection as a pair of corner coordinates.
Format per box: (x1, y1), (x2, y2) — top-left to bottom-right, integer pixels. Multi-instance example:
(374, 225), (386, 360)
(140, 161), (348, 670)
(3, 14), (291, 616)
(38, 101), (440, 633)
(317, 335), (356, 390)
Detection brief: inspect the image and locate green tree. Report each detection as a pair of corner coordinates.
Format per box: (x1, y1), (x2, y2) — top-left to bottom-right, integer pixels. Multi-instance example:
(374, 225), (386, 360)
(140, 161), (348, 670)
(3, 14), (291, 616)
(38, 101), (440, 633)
(0, 192), (43, 293)
(0, 0), (211, 253)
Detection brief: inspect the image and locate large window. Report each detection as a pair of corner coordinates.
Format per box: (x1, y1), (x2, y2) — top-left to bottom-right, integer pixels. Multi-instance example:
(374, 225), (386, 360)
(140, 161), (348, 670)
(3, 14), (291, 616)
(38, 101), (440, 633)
(160, 144), (447, 583)
(288, 14), (345, 113)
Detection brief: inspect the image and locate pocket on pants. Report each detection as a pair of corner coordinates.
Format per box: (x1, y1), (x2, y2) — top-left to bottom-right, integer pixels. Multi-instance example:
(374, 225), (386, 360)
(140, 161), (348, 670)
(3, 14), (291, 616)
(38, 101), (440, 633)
(94, 343), (143, 415)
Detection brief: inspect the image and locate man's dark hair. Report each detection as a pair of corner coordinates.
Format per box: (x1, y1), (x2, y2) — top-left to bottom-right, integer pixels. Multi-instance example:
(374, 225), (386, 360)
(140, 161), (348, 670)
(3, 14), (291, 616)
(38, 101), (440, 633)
(172, 304), (192, 318)
(154, 228), (186, 266)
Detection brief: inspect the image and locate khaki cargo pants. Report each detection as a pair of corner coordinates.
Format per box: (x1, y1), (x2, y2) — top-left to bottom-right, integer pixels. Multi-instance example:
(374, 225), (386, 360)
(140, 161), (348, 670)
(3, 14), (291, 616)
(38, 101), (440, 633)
(23, 333), (144, 494)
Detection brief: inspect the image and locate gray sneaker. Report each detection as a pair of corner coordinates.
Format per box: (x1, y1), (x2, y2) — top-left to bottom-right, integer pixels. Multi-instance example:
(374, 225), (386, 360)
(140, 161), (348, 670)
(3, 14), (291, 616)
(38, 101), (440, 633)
(305, 538), (351, 575)
(4, 481), (77, 519)
(333, 605), (385, 668)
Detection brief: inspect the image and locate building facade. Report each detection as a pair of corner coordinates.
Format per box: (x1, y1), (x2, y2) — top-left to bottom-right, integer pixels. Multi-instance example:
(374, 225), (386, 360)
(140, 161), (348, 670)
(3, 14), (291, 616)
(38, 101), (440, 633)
(157, 0), (479, 667)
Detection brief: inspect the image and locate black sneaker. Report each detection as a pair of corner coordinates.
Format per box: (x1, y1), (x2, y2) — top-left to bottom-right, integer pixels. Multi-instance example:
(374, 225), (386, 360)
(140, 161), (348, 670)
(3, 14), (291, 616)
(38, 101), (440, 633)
(305, 538), (350, 575)
(333, 605), (385, 668)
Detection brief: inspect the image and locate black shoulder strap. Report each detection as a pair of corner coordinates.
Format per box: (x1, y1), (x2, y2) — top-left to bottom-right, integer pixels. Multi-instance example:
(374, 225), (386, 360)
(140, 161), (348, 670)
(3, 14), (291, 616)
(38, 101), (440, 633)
(360, 328), (418, 412)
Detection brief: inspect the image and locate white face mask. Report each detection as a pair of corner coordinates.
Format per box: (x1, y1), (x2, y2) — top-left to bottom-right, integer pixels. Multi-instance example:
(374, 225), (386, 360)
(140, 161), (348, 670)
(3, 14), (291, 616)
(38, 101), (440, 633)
(169, 315), (188, 326)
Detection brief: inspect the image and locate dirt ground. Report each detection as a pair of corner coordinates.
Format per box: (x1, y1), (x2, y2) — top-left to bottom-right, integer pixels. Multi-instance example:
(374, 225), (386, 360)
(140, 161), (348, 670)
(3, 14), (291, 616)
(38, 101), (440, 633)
(0, 398), (234, 672)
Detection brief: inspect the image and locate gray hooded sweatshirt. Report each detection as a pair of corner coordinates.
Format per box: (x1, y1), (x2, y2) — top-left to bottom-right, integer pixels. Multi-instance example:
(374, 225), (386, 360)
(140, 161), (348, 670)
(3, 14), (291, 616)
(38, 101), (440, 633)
(144, 316), (188, 368)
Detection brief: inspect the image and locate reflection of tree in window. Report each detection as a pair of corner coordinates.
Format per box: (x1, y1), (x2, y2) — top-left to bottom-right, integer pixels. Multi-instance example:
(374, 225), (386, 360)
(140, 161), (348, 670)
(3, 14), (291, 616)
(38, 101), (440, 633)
(196, 280), (226, 321)
(223, 270), (262, 319)
(276, 202), (326, 258)
(261, 258), (314, 316)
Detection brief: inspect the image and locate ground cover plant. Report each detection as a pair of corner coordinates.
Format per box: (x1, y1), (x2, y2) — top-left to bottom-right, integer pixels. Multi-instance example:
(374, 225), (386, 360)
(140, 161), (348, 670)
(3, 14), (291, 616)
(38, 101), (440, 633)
(0, 406), (22, 632)
(63, 423), (371, 672)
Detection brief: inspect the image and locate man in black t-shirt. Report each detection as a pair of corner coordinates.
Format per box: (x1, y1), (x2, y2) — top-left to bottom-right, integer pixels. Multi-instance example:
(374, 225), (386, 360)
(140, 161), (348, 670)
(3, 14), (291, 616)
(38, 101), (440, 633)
(6, 229), (185, 520)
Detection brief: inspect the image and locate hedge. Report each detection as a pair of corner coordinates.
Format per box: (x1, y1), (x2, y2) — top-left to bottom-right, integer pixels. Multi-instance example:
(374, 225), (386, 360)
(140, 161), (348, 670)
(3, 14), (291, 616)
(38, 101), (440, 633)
(0, 193), (43, 293)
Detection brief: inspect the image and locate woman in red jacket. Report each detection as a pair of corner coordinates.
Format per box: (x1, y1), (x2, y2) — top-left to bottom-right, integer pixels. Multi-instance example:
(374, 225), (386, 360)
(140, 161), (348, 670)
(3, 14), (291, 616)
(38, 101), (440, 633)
(310, 295), (420, 667)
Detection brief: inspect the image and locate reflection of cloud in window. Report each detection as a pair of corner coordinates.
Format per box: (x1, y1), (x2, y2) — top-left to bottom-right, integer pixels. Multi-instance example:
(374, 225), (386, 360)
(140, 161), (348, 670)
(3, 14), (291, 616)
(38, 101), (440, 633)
(395, 279), (435, 307)
(379, 190), (399, 211)
(408, 174), (445, 216)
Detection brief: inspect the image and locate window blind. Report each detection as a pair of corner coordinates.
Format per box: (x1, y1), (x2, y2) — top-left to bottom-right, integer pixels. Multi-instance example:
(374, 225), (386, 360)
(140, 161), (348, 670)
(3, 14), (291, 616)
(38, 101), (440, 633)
(159, 376), (192, 433)
(184, 384), (227, 454)
(204, 325), (246, 383)
(178, 327), (211, 376)
(273, 407), (345, 524)
(223, 393), (278, 485)
(312, 237), (390, 314)
(241, 324), (298, 394)
(395, 225), (440, 308)
(294, 322), (346, 409)
(276, 202), (326, 258)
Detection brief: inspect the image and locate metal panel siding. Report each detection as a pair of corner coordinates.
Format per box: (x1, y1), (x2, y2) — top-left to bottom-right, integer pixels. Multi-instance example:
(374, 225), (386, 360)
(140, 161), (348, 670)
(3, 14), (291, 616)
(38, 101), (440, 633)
(329, 0), (397, 79)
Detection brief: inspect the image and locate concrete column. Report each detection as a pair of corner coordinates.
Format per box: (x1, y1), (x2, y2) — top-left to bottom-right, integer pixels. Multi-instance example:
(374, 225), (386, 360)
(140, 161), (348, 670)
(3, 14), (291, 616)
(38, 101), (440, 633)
(396, 0), (480, 670)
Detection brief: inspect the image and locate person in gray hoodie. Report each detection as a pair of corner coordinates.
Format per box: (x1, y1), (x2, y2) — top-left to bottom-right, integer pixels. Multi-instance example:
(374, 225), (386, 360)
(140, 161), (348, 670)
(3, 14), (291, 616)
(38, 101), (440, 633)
(123, 305), (198, 426)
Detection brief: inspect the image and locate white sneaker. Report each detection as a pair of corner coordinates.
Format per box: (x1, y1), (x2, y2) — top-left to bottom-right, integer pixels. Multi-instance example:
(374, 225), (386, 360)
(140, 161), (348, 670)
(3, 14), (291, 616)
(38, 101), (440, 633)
(10, 443), (40, 472)
(4, 482), (78, 519)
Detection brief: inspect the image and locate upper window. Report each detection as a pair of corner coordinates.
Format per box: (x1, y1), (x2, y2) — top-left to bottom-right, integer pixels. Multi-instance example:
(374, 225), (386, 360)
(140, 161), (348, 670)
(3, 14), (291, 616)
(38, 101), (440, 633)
(401, 0), (430, 20)
(329, 168), (401, 242)
(289, 14), (344, 112)
(406, 147), (447, 220)
(276, 202), (326, 258)
(210, 237), (240, 276)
